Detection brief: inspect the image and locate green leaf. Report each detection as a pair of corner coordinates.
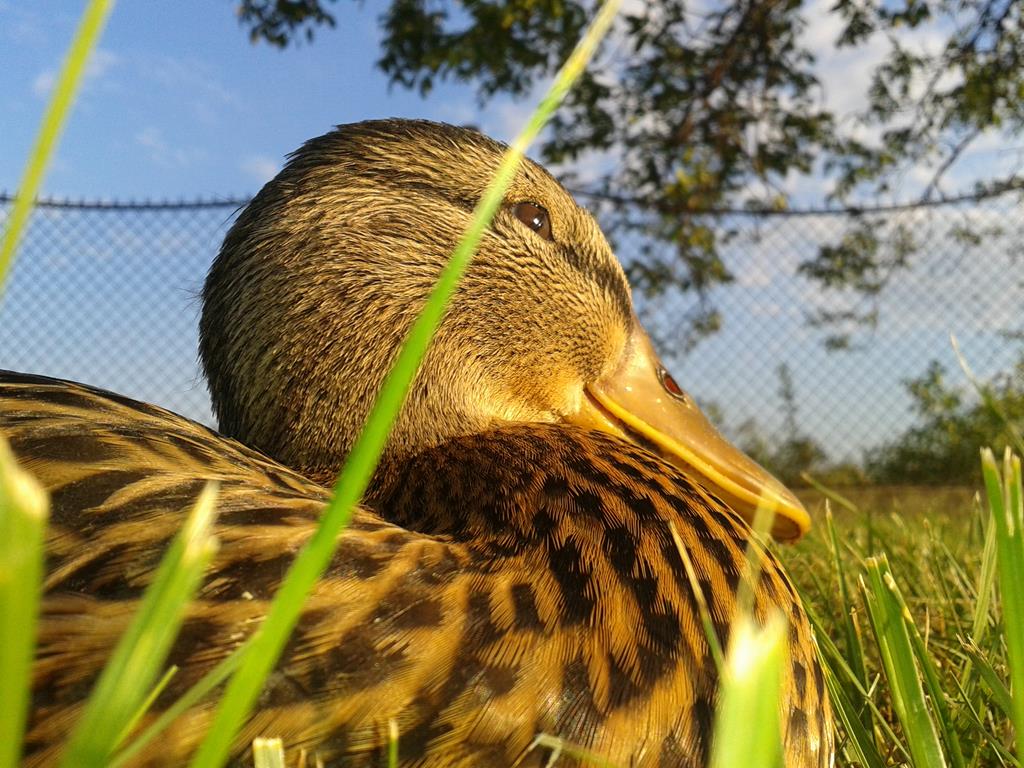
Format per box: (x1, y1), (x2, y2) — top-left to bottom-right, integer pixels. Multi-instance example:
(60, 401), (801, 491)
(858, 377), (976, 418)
(0, 436), (49, 768)
(861, 554), (948, 768)
(59, 484), (218, 768)
(710, 613), (787, 768)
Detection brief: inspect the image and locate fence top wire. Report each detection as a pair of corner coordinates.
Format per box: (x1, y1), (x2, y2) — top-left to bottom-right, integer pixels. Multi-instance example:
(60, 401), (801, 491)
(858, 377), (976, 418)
(0, 192), (250, 211)
(3, 179), (1022, 217)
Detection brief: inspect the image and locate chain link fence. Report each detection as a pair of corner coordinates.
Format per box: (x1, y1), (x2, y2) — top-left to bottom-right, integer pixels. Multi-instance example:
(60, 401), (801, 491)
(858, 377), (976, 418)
(2, 191), (1022, 480)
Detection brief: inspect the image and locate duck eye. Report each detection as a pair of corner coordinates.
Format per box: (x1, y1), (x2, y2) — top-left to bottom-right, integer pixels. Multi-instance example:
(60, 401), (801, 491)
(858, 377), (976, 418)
(513, 202), (553, 241)
(658, 366), (688, 402)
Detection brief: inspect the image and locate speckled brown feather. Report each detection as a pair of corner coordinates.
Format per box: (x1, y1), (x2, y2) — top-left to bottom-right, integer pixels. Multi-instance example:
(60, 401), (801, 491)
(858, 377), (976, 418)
(3, 371), (831, 767)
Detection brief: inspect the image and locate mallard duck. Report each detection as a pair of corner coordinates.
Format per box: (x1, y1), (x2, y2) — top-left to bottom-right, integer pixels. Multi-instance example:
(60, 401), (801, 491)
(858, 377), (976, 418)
(2, 119), (832, 767)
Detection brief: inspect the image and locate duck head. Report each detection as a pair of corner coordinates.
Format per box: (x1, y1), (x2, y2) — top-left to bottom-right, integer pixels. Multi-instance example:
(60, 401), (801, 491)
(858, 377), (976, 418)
(200, 119), (810, 541)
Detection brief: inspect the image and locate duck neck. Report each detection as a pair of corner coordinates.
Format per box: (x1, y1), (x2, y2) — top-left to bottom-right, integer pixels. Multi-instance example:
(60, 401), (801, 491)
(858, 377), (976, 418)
(363, 423), (750, 563)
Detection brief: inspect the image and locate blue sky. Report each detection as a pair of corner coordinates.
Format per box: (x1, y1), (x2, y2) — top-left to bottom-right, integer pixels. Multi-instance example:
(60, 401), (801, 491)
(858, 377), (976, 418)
(2, 1), (1022, 462)
(1, 0), (533, 199)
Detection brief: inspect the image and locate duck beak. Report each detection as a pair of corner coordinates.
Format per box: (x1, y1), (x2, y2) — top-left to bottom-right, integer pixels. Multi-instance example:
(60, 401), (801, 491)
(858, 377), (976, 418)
(568, 318), (810, 542)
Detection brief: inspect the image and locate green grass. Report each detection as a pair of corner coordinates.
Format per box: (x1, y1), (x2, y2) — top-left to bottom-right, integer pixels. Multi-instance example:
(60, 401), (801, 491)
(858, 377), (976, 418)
(60, 484), (219, 768)
(1, 6), (112, 767)
(0, 437), (48, 768)
(782, 471), (1024, 767)
(710, 612), (787, 768)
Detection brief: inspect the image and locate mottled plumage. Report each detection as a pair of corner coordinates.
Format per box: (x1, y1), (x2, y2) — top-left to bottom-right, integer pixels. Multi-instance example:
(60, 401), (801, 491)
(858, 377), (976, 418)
(2, 119), (832, 767)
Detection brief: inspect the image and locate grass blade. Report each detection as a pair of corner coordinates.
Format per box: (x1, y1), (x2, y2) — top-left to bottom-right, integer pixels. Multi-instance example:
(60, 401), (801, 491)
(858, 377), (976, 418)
(825, 505), (872, 717)
(960, 640), (1013, 722)
(955, 503), (998, 729)
(707, 498), (792, 768)
(820, 663), (887, 768)
(669, 521), (725, 671)
(710, 613), (787, 768)
(861, 554), (948, 768)
(388, 718), (399, 768)
(59, 483), (218, 768)
(114, 665), (178, 750)
(189, 4), (623, 765)
(251, 738), (285, 768)
(0, 436), (49, 768)
(807, 602), (906, 754)
(110, 644), (245, 768)
(971, 505), (998, 645)
(899, 584), (967, 767)
(982, 448), (1024, 757)
(528, 733), (620, 767)
(0, 0), (115, 300)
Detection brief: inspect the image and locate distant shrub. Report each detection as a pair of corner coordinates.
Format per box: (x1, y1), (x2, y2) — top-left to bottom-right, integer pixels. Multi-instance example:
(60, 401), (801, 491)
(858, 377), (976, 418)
(864, 356), (1024, 485)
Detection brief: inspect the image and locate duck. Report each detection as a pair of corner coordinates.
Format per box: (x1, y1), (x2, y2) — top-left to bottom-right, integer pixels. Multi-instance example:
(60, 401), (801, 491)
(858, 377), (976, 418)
(1, 118), (832, 767)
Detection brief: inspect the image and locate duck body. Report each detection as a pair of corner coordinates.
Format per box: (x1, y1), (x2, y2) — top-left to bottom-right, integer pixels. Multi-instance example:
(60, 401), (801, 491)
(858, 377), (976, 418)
(2, 119), (832, 766)
(5, 371), (829, 767)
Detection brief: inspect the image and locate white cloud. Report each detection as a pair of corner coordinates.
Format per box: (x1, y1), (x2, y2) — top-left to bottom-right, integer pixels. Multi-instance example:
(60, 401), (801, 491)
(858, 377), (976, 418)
(31, 46), (119, 100)
(240, 155), (279, 185)
(0, 4), (48, 46)
(135, 126), (203, 168)
(139, 55), (240, 126)
(31, 69), (54, 98)
(802, 0), (889, 119)
(87, 48), (119, 81)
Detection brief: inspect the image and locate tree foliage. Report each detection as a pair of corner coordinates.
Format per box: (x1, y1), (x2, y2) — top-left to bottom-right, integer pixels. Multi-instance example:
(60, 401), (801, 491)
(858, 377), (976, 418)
(828, 0), (1024, 200)
(865, 356), (1024, 485)
(725, 356), (1024, 488)
(237, 0), (337, 47)
(235, 0), (1024, 346)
